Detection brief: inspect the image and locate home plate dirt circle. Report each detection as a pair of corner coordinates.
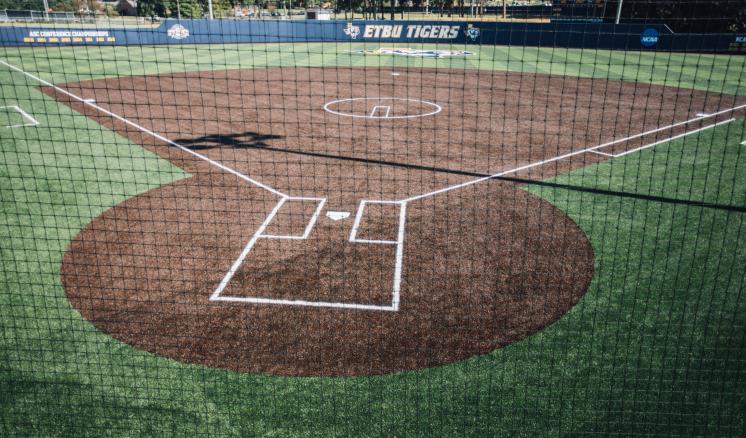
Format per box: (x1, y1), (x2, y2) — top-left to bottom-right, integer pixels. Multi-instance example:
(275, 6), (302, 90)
(61, 181), (594, 377)
(55, 65), (743, 376)
(62, 66), (726, 377)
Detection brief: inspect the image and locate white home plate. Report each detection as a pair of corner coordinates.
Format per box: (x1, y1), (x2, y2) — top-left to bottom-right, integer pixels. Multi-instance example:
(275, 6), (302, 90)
(326, 211), (350, 221)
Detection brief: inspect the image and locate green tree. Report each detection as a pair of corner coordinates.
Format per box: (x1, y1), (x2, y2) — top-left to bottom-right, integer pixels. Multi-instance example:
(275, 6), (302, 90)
(605, 0), (746, 33)
(137, 0), (166, 17)
(48, 0), (76, 11)
(0, 0), (44, 9)
(181, 0), (203, 18)
(103, 4), (119, 16)
(207, 0), (233, 17)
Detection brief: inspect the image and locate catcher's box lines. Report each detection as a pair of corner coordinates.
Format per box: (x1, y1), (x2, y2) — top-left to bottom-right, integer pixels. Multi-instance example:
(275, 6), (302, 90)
(5, 58), (744, 311)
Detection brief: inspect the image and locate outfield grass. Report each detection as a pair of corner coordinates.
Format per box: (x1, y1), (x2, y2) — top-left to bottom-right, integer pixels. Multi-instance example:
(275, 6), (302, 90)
(1, 44), (744, 436)
(2, 42), (745, 95)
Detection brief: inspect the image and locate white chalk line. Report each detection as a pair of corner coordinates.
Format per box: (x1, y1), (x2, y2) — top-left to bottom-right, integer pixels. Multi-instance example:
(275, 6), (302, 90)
(1, 105), (39, 128)
(0, 59), (387, 311)
(348, 200), (407, 311)
(0, 59), (409, 312)
(211, 193), (401, 312)
(323, 97), (442, 119)
(589, 150), (615, 157)
(370, 105), (391, 118)
(212, 196), (323, 299)
(0, 59), (287, 198)
(210, 197), (288, 300)
(214, 196), (405, 311)
(210, 295), (398, 312)
(391, 202), (406, 310)
(7, 57), (740, 311)
(261, 197), (326, 240)
(401, 103), (746, 203)
(611, 118), (735, 158)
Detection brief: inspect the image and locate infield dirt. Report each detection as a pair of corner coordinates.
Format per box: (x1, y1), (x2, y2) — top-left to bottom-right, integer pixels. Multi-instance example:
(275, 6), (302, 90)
(47, 67), (744, 376)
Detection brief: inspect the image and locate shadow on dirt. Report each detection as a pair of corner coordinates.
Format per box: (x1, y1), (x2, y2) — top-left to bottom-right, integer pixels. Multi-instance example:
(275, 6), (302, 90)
(174, 131), (283, 149)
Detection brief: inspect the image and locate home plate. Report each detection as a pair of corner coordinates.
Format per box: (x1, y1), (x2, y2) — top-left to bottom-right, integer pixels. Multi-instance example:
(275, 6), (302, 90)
(326, 211), (350, 221)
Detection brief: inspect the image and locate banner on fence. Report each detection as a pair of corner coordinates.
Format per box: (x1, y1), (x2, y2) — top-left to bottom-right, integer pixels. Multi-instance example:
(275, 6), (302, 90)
(0, 19), (743, 53)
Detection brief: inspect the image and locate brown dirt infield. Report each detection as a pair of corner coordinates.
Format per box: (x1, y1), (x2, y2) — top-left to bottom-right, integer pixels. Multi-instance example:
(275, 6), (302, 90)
(48, 67), (744, 376)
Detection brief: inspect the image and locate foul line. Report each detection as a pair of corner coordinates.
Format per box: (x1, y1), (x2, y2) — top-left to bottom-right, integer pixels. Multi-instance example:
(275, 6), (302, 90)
(1, 58), (408, 312)
(610, 118), (734, 158)
(0, 58), (287, 198)
(401, 104), (746, 203)
(7, 56), (741, 312)
(212, 196), (403, 311)
(588, 149), (615, 157)
(1, 58), (401, 311)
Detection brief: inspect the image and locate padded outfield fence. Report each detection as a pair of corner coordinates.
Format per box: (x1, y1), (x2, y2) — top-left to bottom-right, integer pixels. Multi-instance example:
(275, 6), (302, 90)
(3, 19), (746, 53)
(1, 9), (746, 437)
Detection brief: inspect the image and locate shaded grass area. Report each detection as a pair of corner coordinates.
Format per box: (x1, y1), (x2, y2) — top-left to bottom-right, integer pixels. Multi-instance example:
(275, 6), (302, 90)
(524, 118), (746, 435)
(1, 47), (745, 435)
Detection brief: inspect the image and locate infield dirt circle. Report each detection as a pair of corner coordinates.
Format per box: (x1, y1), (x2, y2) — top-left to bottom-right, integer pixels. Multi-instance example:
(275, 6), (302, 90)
(48, 67), (742, 376)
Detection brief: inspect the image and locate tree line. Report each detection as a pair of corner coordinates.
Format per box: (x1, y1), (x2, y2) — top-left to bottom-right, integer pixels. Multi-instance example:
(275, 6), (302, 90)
(605, 0), (746, 33)
(0, 0), (83, 11)
(0, 0), (124, 16)
(137, 0), (233, 19)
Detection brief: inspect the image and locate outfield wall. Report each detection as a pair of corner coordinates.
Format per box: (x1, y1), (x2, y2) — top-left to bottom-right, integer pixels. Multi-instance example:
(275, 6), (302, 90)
(1, 19), (744, 53)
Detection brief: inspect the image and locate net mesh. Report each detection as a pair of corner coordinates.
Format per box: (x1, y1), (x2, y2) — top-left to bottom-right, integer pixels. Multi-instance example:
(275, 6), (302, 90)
(1, 1), (745, 435)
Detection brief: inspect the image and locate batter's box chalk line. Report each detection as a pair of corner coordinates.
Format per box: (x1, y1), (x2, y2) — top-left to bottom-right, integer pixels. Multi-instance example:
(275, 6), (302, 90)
(210, 197), (406, 312)
(5, 58), (745, 310)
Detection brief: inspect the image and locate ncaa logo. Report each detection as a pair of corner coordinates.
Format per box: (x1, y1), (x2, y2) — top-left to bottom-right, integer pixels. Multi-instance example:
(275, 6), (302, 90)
(167, 24), (190, 40)
(343, 23), (361, 39)
(640, 28), (659, 47)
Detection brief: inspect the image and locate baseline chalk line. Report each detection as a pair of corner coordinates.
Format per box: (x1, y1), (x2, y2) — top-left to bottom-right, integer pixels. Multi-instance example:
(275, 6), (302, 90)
(0, 58), (287, 198)
(401, 103), (746, 203)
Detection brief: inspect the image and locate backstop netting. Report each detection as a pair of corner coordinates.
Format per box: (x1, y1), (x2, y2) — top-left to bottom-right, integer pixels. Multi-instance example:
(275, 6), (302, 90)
(1, 1), (745, 435)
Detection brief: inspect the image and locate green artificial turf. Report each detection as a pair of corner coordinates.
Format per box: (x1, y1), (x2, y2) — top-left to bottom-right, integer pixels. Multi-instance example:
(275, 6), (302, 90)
(0, 44), (744, 436)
